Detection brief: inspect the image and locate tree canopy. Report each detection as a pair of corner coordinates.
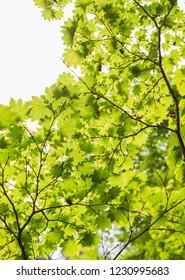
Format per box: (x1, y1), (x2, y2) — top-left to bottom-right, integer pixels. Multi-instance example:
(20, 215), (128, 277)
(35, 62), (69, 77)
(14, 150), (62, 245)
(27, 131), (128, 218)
(1, 0), (185, 259)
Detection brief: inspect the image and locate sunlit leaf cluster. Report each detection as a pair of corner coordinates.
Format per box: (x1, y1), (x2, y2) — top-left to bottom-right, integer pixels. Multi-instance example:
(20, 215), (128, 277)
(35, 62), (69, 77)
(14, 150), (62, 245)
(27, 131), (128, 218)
(1, 0), (185, 259)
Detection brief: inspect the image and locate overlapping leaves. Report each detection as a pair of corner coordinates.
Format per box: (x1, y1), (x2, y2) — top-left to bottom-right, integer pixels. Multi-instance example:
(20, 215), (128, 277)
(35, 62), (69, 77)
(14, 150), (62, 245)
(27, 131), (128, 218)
(1, 0), (185, 259)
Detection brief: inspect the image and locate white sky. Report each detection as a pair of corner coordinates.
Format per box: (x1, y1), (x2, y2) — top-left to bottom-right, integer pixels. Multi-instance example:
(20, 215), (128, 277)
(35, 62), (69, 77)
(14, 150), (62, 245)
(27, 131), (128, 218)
(0, 0), (185, 106)
(0, 0), (71, 106)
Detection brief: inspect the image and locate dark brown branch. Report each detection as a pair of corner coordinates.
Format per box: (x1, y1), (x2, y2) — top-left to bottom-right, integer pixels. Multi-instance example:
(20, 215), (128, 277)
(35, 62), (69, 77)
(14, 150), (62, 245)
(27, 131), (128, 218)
(156, 26), (185, 160)
(133, 0), (185, 160)
(133, 0), (158, 27)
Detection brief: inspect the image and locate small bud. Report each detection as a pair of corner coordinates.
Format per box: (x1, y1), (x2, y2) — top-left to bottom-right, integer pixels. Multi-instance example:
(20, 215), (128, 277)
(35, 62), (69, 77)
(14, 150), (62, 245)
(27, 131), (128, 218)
(167, 112), (176, 119)
(66, 198), (73, 205)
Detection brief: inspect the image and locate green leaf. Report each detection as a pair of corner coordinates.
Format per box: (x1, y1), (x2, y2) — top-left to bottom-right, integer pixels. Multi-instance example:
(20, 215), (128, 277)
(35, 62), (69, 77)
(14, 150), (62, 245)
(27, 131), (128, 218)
(62, 238), (81, 257)
(0, 105), (15, 129)
(0, 203), (9, 214)
(80, 232), (99, 247)
(63, 49), (81, 68)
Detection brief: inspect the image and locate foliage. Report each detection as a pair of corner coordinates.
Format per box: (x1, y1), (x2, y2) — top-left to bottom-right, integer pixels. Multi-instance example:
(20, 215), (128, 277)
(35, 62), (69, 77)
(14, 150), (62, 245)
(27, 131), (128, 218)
(1, 0), (185, 259)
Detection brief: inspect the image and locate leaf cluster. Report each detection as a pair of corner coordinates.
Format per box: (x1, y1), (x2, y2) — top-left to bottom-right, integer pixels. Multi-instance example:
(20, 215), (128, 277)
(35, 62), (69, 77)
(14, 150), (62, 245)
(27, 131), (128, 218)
(1, 0), (185, 259)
